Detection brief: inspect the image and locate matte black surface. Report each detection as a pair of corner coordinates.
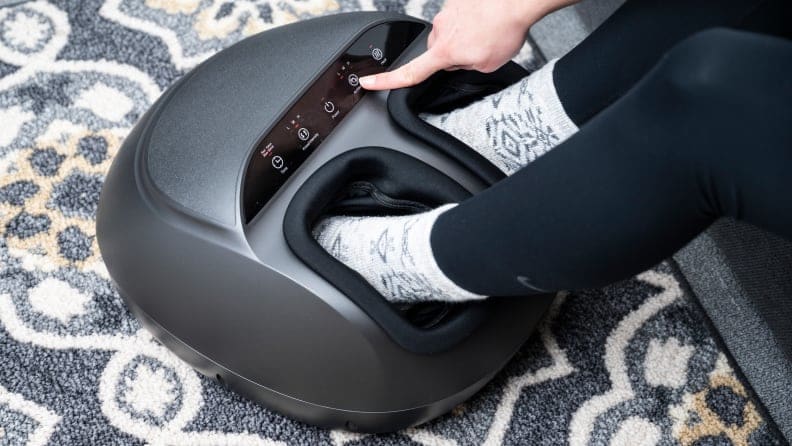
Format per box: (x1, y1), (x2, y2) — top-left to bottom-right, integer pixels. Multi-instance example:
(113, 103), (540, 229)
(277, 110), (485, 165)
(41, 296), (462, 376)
(97, 12), (555, 433)
(554, 0), (792, 125)
(147, 12), (417, 226)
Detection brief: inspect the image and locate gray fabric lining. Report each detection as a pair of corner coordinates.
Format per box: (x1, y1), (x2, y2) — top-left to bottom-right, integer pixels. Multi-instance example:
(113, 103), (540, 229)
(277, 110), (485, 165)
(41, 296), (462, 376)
(675, 220), (792, 442)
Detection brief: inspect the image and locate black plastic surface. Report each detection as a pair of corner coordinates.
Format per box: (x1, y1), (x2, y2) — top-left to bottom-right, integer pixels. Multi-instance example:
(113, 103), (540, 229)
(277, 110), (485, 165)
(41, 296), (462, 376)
(99, 11), (557, 433)
(242, 21), (425, 222)
(146, 12), (422, 226)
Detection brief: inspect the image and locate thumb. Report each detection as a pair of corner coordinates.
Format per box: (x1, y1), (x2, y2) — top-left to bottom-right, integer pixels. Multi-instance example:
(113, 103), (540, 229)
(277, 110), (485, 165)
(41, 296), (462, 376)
(360, 48), (447, 91)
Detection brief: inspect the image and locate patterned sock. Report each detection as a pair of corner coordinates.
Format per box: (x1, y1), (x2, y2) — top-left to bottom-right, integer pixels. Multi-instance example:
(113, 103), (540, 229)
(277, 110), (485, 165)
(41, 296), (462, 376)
(313, 61), (576, 303)
(421, 59), (578, 175)
(313, 204), (485, 303)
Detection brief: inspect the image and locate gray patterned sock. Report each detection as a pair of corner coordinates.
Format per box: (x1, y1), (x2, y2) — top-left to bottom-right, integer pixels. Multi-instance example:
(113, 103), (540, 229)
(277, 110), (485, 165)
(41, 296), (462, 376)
(313, 61), (575, 303)
(421, 58), (578, 175)
(313, 204), (485, 303)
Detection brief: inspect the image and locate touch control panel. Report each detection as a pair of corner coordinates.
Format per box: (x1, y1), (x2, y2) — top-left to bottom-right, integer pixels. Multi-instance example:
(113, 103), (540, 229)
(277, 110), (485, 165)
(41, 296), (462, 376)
(242, 21), (426, 223)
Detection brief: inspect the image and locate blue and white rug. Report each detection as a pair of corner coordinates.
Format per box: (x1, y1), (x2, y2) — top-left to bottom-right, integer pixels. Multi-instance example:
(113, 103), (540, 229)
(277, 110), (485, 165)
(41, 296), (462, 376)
(0, 1), (783, 444)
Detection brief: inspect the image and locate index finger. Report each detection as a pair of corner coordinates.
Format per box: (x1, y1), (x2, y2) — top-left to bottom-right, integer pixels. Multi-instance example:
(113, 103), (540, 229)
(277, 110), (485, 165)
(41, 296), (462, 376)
(359, 48), (448, 91)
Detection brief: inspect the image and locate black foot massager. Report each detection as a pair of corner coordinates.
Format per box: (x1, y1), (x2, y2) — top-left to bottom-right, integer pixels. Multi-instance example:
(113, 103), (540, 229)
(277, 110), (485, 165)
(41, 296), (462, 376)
(97, 12), (555, 433)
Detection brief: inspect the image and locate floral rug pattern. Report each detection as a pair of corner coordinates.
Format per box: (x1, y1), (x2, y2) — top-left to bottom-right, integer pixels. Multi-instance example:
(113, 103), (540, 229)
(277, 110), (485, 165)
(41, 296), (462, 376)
(0, 0), (782, 444)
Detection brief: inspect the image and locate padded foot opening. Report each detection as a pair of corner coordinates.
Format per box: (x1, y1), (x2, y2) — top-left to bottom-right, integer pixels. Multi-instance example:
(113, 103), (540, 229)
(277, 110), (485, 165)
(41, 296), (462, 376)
(387, 61), (530, 186)
(284, 147), (490, 353)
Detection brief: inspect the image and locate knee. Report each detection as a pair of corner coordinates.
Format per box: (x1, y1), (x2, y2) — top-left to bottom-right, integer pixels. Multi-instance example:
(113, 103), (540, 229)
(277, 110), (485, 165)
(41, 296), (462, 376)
(654, 28), (745, 99)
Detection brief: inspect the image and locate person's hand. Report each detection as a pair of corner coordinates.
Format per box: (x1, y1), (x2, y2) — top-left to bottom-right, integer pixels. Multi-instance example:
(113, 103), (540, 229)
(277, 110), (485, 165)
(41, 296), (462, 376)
(359, 0), (576, 90)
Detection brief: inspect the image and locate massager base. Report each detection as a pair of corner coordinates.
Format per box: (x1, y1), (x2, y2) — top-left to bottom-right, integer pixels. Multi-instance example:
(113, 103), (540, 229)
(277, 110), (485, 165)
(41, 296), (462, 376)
(123, 294), (501, 433)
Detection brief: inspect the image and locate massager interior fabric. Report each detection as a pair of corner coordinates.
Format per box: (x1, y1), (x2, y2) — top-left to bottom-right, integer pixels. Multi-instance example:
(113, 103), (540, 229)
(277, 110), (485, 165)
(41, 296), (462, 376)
(96, 11), (554, 433)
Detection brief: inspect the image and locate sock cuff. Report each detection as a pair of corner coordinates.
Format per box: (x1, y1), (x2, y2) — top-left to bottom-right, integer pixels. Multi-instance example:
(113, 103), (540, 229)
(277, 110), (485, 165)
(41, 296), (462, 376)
(533, 58), (579, 141)
(412, 204), (488, 302)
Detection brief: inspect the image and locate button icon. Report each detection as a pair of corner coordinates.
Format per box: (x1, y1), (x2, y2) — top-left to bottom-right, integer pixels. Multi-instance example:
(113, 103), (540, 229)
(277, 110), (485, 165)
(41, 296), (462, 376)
(297, 127), (310, 141)
(272, 155), (284, 169)
(323, 101), (335, 113)
(371, 48), (383, 61)
(348, 73), (359, 87)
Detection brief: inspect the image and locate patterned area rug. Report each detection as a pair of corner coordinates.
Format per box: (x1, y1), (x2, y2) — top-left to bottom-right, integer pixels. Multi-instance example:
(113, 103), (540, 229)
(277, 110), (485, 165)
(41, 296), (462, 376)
(0, 1), (783, 444)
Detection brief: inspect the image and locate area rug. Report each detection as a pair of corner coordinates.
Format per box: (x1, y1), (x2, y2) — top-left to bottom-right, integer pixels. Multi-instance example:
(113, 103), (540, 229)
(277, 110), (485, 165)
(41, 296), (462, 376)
(0, 1), (783, 444)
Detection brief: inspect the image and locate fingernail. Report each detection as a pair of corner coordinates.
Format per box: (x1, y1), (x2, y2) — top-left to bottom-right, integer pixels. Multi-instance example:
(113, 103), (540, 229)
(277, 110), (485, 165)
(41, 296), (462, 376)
(359, 75), (375, 88)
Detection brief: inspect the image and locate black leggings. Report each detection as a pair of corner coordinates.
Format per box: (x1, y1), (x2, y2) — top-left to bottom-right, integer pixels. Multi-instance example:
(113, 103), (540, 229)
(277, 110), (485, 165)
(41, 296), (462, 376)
(431, 0), (792, 296)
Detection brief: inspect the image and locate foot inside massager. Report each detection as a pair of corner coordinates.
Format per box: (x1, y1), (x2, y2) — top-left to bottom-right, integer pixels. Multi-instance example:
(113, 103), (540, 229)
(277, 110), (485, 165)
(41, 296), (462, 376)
(285, 147), (488, 353)
(96, 11), (555, 433)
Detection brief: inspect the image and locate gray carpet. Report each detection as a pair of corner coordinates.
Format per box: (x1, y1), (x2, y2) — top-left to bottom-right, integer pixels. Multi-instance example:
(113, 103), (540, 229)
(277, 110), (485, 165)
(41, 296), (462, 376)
(0, 0), (783, 444)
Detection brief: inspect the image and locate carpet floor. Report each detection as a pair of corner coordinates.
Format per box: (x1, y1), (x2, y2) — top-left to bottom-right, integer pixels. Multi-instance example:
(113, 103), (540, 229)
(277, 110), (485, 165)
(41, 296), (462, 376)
(0, 0), (783, 444)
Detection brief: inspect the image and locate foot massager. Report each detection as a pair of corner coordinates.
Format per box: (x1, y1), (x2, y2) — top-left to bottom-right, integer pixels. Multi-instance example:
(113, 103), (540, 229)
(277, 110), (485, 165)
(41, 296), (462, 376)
(97, 12), (554, 433)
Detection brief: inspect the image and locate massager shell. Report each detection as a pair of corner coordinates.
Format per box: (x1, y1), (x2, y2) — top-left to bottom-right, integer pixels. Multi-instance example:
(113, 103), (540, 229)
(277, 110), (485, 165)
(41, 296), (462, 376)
(97, 12), (554, 433)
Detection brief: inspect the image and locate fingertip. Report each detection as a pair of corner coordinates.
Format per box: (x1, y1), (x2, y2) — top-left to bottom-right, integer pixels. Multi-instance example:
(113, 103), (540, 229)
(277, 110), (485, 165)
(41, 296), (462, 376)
(360, 73), (401, 91)
(359, 75), (377, 89)
(361, 50), (444, 91)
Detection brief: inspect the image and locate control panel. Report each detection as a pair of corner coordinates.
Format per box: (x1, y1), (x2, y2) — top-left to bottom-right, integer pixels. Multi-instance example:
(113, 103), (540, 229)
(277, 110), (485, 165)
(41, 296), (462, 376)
(242, 21), (426, 222)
